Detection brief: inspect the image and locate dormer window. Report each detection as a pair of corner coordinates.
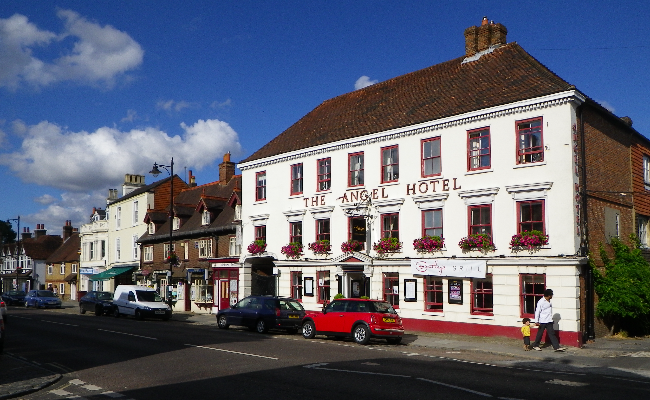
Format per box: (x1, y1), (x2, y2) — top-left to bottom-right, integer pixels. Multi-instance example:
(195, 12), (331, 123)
(173, 217), (180, 230)
(202, 210), (210, 225)
(148, 222), (155, 234)
(234, 205), (242, 221)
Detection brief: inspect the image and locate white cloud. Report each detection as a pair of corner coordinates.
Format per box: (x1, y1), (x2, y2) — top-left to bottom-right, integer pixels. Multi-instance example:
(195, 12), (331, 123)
(121, 109), (138, 123)
(0, 119), (243, 191)
(355, 75), (378, 90)
(34, 194), (57, 205)
(0, 10), (143, 90)
(23, 191), (108, 236)
(211, 99), (232, 109)
(157, 99), (194, 112)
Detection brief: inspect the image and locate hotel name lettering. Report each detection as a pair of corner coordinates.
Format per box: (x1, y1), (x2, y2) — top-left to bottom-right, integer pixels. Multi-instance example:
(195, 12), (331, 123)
(302, 178), (462, 207)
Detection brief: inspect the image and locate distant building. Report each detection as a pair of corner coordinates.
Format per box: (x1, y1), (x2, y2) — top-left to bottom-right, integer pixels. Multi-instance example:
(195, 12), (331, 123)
(45, 221), (80, 300)
(78, 208), (109, 295)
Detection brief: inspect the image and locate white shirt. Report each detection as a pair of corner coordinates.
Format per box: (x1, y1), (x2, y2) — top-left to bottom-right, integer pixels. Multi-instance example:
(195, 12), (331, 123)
(534, 296), (553, 324)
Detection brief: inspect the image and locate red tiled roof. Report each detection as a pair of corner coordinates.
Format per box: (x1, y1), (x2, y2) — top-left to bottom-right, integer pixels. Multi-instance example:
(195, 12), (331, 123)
(242, 43), (572, 163)
(45, 233), (80, 263)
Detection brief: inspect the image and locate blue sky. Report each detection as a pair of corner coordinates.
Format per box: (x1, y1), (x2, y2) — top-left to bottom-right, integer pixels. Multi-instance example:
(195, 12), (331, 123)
(1, 1), (649, 236)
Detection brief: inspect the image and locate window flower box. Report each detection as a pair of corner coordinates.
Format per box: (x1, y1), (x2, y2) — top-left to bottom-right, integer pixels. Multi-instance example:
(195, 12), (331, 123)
(308, 240), (331, 255)
(166, 252), (180, 267)
(510, 230), (549, 250)
(247, 240), (267, 255)
(413, 236), (445, 252)
(373, 237), (402, 256)
(281, 242), (303, 259)
(458, 233), (495, 251)
(341, 240), (363, 254)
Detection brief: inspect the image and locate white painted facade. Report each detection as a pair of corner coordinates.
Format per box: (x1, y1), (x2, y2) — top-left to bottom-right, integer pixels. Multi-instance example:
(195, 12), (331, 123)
(79, 218), (109, 292)
(239, 91), (588, 345)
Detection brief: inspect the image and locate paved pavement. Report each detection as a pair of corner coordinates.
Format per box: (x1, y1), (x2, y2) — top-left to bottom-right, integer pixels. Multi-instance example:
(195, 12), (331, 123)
(2, 301), (650, 399)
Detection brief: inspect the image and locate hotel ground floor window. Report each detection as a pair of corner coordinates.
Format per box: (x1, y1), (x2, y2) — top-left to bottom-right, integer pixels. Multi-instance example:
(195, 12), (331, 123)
(424, 276), (443, 311)
(383, 272), (399, 307)
(291, 271), (303, 300)
(521, 274), (545, 317)
(317, 271), (330, 303)
(471, 275), (493, 315)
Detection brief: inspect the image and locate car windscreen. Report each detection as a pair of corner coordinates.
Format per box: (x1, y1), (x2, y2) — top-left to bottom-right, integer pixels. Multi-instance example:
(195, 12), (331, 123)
(279, 300), (304, 311)
(135, 290), (163, 302)
(37, 290), (55, 297)
(370, 301), (397, 314)
(96, 292), (113, 301)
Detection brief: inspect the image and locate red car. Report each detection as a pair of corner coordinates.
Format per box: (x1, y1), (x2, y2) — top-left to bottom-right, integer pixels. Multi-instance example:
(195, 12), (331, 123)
(302, 298), (404, 345)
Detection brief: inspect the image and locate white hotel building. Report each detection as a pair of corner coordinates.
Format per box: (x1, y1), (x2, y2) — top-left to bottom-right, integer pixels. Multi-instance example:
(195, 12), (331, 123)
(236, 19), (642, 346)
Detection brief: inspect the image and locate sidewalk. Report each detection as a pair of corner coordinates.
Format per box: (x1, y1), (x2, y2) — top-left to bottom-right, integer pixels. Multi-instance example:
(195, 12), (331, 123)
(2, 303), (650, 399)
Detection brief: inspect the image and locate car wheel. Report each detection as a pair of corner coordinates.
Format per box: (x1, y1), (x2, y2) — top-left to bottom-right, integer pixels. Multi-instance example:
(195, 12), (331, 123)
(80, 305), (86, 314)
(135, 309), (144, 321)
(302, 320), (316, 339)
(113, 308), (120, 318)
(386, 337), (402, 345)
(217, 315), (230, 329)
(94, 306), (102, 316)
(353, 324), (370, 345)
(256, 319), (268, 334)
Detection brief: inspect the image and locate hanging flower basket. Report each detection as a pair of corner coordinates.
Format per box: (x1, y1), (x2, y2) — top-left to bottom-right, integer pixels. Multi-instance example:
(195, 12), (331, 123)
(373, 237), (402, 256)
(458, 233), (495, 251)
(341, 240), (364, 254)
(247, 240), (267, 255)
(413, 236), (445, 253)
(510, 230), (549, 250)
(281, 242), (303, 259)
(308, 240), (331, 255)
(166, 252), (180, 267)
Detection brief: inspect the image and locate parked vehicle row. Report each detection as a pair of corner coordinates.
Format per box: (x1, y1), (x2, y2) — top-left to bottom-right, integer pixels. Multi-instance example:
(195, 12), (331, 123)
(80, 285), (172, 321)
(217, 295), (405, 345)
(2, 290), (26, 306)
(24, 290), (62, 309)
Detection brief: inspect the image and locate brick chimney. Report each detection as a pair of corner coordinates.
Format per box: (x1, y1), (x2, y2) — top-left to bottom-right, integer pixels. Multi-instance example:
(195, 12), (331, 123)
(21, 227), (32, 241)
(219, 152), (235, 184)
(62, 220), (73, 240)
(188, 170), (197, 187)
(34, 224), (46, 239)
(464, 17), (508, 57)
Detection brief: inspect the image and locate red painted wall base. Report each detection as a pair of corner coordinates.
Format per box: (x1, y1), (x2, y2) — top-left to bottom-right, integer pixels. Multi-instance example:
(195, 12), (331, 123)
(403, 317), (583, 348)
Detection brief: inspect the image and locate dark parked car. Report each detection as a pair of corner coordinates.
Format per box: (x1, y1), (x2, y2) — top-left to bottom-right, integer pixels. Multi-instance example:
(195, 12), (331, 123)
(79, 291), (114, 316)
(302, 298), (404, 345)
(1, 290), (26, 306)
(217, 296), (305, 334)
(24, 290), (62, 309)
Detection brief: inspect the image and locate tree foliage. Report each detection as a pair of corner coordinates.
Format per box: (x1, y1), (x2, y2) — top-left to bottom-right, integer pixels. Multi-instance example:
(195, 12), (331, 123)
(592, 235), (650, 335)
(0, 220), (17, 245)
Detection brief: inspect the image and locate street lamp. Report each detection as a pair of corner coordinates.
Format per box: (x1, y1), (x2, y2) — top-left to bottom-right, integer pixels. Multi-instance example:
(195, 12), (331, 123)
(149, 158), (175, 310)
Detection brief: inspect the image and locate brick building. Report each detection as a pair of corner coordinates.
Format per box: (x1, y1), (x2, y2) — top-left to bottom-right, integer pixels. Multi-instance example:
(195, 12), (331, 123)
(44, 221), (80, 300)
(137, 154), (242, 313)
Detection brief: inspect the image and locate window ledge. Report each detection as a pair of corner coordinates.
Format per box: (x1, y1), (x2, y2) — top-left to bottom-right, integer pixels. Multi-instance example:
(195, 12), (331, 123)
(465, 168), (493, 175)
(469, 314), (494, 320)
(422, 311), (445, 317)
(513, 161), (546, 169)
(254, 200), (267, 205)
(378, 181), (400, 187)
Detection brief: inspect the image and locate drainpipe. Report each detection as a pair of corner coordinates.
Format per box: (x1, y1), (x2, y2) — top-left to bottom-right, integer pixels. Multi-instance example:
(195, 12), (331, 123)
(579, 105), (595, 341)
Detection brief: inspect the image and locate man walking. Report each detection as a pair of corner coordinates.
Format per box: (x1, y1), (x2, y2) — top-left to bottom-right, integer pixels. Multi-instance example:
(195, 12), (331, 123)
(532, 289), (565, 352)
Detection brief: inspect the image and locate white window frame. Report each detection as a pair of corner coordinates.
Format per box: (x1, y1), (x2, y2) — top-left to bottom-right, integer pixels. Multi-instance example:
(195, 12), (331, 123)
(60, 263), (65, 275)
(71, 264), (77, 273)
(199, 239), (213, 258)
(116, 207), (121, 228)
(133, 201), (139, 225)
(48, 264), (53, 274)
(202, 210), (210, 225)
(164, 243), (176, 259)
(173, 216), (180, 230)
(89, 241), (95, 261)
(644, 155), (650, 190)
(116, 238), (121, 260)
(229, 236), (241, 256)
(133, 235), (139, 260)
(144, 246), (153, 262)
(59, 283), (65, 295)
(148, 222), (155, 234)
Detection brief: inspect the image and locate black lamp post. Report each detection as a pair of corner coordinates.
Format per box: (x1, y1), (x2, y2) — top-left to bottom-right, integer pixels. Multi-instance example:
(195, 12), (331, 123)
(149, 158), (174, 310)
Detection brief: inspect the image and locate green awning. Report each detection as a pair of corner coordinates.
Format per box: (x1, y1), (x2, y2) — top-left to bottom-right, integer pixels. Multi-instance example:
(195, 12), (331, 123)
(89, 266), (134, 281)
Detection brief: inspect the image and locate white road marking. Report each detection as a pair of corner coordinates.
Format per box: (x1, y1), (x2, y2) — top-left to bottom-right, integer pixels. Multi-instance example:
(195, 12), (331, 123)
(418, 378), (493, 397)
(41, 320), (79, 327)
(185, 344), (278, 360)
(81, 384), (102, 391)
(69, 379), (86, 385)
(49, 389), (73, 396)
(545, 379), (589, 387)
(102, 391), (126, 398)
(303, 363), (411, 378)
(98, 329), (157, 340)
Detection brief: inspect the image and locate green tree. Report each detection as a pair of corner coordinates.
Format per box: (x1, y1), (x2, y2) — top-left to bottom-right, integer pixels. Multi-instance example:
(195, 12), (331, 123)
(592, 235), (650, 335)
(0, 220), (17, 246)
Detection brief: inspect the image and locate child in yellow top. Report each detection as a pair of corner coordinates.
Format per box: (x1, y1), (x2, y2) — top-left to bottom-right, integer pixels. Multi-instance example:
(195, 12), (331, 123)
(521, 318), (531, 350)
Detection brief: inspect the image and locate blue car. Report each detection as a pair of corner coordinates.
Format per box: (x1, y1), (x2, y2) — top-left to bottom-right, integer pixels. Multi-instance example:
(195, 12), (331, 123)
(1, 290), (26, 306)
(24, 290), (62, 309)
(216, 295), (305, 334)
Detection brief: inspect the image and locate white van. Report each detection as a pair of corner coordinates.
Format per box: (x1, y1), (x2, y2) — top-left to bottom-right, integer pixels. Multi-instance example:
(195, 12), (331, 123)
(113, 285), (171, 321)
